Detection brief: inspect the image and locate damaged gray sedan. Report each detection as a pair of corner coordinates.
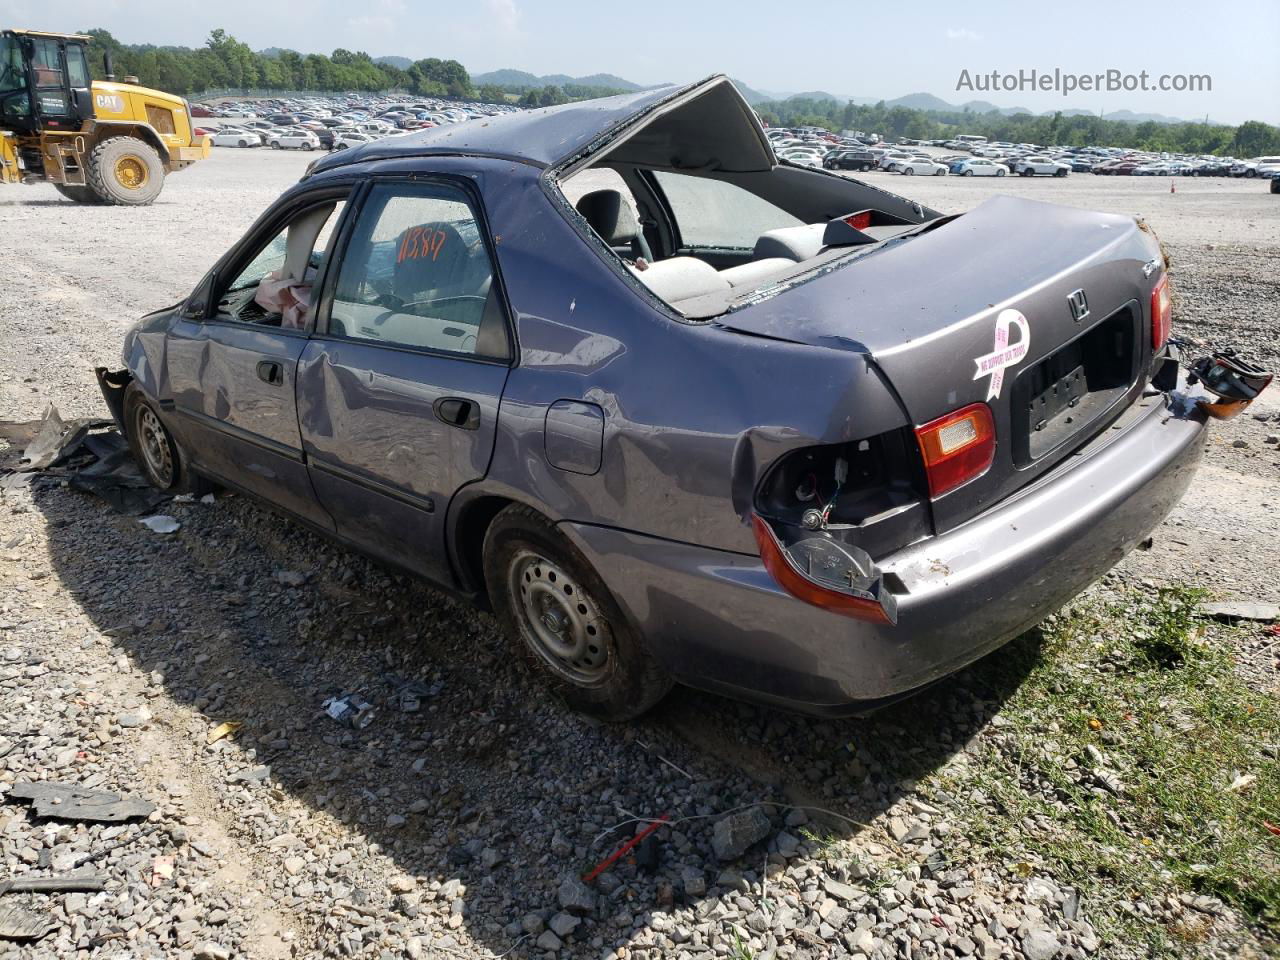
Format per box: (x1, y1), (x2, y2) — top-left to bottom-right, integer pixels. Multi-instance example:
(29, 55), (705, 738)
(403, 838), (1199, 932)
(102, 76), (1245, 720)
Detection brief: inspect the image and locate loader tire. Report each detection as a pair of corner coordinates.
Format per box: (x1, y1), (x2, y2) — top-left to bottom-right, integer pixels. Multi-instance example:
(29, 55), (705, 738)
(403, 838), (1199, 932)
(53, 183), (104, 204)
(87, 137), (165, 206)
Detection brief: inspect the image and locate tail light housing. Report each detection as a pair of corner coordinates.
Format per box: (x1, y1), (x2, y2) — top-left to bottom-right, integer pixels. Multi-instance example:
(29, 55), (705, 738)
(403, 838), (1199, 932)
(914, 403), (995, 498)
(1151, 273), (1172, 351)
(751, 515), (897, 624)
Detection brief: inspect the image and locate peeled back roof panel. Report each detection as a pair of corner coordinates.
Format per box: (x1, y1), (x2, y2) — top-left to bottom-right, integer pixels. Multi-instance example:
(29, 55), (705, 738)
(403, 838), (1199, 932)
(307, 75), (772, 175)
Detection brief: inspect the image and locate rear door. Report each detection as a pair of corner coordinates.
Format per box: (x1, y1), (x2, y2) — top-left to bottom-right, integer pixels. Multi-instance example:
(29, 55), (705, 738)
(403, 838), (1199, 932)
(165, 187), (351, 527)
(297, 178), (512, 584)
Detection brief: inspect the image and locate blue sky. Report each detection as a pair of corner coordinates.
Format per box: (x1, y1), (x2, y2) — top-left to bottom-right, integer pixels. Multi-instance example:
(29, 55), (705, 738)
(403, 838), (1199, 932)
(4, 0), (1277, 123)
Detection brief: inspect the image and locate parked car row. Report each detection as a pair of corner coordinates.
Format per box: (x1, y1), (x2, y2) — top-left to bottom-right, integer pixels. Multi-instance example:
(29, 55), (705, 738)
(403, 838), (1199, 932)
(200, 92), (523, 152)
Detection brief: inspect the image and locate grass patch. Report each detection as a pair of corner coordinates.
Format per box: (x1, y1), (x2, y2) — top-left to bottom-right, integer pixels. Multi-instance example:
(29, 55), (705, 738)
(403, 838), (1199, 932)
(936, 587), (1279, 954)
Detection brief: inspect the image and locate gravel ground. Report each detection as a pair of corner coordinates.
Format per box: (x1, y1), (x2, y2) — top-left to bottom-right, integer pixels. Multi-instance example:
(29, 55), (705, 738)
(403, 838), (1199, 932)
(0, 151), (1277, 960)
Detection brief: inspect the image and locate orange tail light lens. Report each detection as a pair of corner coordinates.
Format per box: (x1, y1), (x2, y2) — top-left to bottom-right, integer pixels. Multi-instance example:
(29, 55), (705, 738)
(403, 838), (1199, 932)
(751, 515), (895, 625)
(1151, 273), (1172, 351)
(914, 403), (996, 498)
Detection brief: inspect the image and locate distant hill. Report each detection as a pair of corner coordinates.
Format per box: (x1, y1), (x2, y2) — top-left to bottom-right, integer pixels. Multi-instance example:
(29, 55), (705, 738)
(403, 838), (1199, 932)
(471, 69), (651, 91)
(786, 90), (840, 103)
(728, 78), (770, 105)
(374, 55), (412, 70)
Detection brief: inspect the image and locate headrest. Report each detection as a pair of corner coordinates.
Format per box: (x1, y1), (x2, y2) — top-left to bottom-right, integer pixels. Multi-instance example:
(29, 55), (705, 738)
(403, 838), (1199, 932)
(752, 224), (826, 263)
(576, 189), (640, 245)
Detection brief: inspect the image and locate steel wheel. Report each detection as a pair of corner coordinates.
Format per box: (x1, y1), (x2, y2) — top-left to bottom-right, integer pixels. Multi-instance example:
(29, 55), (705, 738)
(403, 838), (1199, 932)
(134, 404), (174, 488)
(508, 548), (613, 685)
(114, 155), (148, 189)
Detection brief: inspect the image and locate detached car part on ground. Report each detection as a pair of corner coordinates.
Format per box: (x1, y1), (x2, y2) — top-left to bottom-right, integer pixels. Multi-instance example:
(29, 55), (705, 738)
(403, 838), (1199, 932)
(99, 76), (1270, 720)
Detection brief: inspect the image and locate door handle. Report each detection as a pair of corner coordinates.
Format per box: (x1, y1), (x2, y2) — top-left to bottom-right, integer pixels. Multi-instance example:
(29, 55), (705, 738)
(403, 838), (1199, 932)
(433, 397), (480, 430)
(256, 360), (284, 386)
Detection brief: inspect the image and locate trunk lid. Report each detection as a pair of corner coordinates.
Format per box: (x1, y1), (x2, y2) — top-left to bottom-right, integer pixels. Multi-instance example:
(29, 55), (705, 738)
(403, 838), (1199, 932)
(718, 195), (1163, 531)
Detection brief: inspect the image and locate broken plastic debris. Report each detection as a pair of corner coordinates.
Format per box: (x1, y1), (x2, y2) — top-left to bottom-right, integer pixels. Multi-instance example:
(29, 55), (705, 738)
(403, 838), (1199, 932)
(1226, 772), (1256, 793)
(200, 493), (216, 504)
(206, 721), (243, 745)
(0, 903), (56, 941)
(149, 856), (175, 886)
(6, 781), (156, 822)
(394, 680), (442, 713)
(322, 693), (376, 729)
(139, 515), (180, 534)
(0, 875), (107, 896)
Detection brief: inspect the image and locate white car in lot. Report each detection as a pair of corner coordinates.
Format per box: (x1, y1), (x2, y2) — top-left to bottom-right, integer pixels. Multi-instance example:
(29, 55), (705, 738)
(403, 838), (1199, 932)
(1015, 156), (1070, 177)
(954, 158), (1009, 177)
(895, 156), (947, 176)
(211, 129), (262, 148)
(878, 151), (914, 170)
(334, 132), (376, 151)
(270, 129), (321, 151)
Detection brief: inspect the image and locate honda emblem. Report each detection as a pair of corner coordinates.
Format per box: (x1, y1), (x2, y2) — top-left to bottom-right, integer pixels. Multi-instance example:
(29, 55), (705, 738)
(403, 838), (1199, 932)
(1067, 288), (1090, 323)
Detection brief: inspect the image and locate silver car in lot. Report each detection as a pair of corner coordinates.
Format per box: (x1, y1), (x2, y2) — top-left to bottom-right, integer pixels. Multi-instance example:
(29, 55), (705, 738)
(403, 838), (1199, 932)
(103, 77), (1213, 720)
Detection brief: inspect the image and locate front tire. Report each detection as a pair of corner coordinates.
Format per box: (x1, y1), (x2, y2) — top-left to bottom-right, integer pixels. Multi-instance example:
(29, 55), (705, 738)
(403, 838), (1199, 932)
(963, 169), (974, 177)
(997, 168), (1006, 177)
(86, 137), (165, 205)
(902, 167), (914, 176)
(483, 505), (672, 720)
(123, 385), (211, 495)
(53, 183), (103, 203)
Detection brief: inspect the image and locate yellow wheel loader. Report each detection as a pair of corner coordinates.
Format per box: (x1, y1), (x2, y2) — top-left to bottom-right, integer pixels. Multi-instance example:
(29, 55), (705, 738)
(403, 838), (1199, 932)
(0, 29), (210, 204)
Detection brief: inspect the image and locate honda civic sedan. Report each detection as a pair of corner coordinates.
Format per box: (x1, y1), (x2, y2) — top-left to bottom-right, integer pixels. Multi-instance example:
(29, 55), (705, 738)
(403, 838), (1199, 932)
(102, 76), (1219, 720)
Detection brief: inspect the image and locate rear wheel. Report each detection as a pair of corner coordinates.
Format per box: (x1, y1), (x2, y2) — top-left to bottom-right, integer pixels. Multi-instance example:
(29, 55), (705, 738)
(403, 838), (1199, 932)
(123, 385), (212, 495)
(53, 183), (103, 203)
(483, 504), (672, 720)
(87, 137), (165, 205)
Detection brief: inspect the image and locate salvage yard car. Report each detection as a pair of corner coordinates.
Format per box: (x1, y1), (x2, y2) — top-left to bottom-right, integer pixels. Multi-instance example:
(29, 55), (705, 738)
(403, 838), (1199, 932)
(102, 76), (1229, 721)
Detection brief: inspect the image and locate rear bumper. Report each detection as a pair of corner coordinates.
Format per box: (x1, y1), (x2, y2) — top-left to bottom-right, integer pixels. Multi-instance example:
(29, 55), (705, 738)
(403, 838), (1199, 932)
(563, 391), (1207, 716)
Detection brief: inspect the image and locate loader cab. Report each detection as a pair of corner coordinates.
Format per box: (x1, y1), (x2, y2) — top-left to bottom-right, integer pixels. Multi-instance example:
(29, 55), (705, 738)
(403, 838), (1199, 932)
(0, 30), (92, 134)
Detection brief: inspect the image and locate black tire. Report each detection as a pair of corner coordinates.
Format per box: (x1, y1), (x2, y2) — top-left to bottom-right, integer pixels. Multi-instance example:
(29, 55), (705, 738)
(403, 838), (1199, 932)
(1271, 178), (1280, 195)
(902, 167), (914, 176)
(996, 168), (1006, 177)
(483, 504), (672, 720)
(1021, 168), (1034, 177)
(963, 169), (974, 177)
(303, 142), (313, 151)
(272, 140), (282, 149)
(86, 137), (165, 205)
(239, 140), (248, 148)
(53, 183), (103, 203)
(123, 385), (212, 495)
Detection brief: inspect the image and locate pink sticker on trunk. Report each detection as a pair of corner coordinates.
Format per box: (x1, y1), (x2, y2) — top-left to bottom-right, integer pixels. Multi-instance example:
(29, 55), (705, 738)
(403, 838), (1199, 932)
(973, 309), (1031, 401)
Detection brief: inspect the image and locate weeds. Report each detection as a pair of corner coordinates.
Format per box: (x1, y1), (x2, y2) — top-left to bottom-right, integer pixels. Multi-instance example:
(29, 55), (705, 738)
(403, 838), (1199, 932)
(937, 586), (1279, 954)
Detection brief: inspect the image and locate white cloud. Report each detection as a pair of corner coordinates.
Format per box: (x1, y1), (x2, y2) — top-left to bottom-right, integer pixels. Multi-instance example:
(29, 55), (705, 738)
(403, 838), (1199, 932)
(946, 27), (982, 41)
(486, 0), (521, 34)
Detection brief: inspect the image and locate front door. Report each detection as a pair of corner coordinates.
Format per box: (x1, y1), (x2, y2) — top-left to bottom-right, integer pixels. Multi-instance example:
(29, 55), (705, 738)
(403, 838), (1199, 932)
(297, 179), (512, 584)
(166, 191), (350, 528)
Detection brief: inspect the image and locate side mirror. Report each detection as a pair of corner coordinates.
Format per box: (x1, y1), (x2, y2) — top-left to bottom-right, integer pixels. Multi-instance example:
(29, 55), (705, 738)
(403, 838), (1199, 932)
(181, 273), (215, 320)
(73, 87), (92, 120)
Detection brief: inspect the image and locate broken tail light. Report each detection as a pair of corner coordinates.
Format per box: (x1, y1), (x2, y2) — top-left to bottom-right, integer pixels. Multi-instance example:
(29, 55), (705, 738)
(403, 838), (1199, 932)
(1151, 273), (1172, 351)
(914, 403), (995, 498)
(751, 515), (898, 625)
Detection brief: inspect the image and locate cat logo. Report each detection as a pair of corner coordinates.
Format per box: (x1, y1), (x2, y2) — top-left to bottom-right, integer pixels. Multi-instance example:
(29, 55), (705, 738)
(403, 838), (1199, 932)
(94, 93), (125, 113)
